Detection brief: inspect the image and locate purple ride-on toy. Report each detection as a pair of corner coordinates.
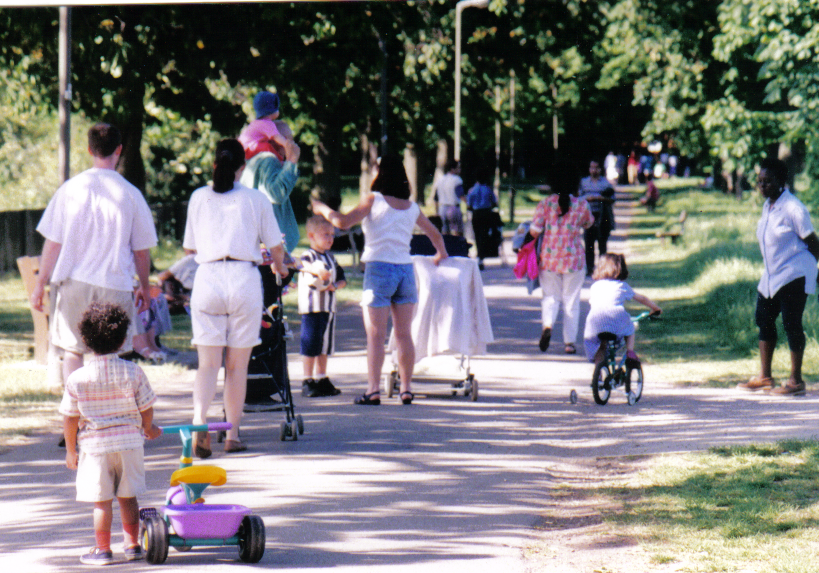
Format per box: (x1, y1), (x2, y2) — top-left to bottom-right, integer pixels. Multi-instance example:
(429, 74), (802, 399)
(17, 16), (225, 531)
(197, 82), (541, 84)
(139, 423), (265, 564)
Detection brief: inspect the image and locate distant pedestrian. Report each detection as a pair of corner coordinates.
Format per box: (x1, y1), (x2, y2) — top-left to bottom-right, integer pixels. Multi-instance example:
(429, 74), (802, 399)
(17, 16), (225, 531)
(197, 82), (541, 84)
(466, 167), (500, 270)
(737, 158), (819, 396)
(433, 159), (465, 236)
(604, 151), (618, 183)
(627, 151), (639, 185)
(59, 302), (161, 565)
(577, 160), (616, 276)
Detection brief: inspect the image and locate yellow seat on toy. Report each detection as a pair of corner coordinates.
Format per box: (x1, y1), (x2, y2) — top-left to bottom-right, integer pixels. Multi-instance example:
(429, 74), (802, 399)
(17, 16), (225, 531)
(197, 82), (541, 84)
(170, 465), (227, 488)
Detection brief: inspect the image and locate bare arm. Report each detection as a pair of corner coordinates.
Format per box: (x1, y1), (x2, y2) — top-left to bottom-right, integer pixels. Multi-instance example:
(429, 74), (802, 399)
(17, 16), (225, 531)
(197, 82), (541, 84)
(140, 406), (162, 440)
(64, 415), (80, 470)
(633, 292), (662, 315)
(311, 194), (375, 230)
(266, 243), (289, 278)
(133, 249), (152, 313)
(30, 239), (62, 312)
(416, 212), (449, 265)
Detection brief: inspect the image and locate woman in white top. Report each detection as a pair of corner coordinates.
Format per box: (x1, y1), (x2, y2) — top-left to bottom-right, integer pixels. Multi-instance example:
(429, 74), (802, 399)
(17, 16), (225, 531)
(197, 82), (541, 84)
(183, 139), (288, 456)
(311, 155), (447, 405)
(737, 157), (819, 396)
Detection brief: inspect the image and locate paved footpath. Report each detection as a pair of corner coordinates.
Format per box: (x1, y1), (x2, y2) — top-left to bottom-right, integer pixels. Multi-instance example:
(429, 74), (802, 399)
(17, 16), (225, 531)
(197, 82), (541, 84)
(3, 210), (819, 572)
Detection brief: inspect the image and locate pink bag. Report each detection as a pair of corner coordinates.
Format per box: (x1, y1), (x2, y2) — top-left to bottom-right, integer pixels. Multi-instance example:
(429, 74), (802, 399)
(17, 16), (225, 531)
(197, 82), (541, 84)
(513, 240), (539, 280)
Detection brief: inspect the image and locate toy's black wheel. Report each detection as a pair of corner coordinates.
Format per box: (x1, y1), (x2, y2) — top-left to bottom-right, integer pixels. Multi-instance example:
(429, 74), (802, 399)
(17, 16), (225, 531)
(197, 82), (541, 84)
(591, 362), (612, 405)
(291, 421), (298, 441)
(238, 514), (266, 563)
(142, 514), (169, 564)
(569, 389), (578, 404)
(469, 376), (479, 401)
(625, 364), (643, 404)
(279, 422), (287, 441)
(296, 414), (304, 435)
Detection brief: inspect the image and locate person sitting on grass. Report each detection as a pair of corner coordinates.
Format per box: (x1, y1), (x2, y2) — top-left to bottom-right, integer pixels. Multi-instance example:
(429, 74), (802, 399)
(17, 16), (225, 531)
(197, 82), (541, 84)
(299, 215), (347, 398)
(583, 253), (662, 366)
(59, 302), (162, 566)
(639, 173), (659, 211)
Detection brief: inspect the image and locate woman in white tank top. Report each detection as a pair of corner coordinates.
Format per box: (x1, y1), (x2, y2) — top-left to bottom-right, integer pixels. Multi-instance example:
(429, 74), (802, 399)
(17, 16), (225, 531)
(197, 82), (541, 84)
(311, 155), (447, 405)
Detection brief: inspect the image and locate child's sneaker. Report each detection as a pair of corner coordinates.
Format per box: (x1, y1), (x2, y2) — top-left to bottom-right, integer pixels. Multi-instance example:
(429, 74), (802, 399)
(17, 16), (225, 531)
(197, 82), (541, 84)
(625, 350), (641, 369)
(315, 377), (342, 397)
(302, 378), (318, 397)
(80, 547), (114, 566)
(124, 544), (143, 561)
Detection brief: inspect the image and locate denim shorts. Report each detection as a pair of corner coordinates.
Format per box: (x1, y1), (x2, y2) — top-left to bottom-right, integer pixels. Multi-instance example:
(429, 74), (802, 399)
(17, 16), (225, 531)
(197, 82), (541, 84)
(361, 262), (418, 308)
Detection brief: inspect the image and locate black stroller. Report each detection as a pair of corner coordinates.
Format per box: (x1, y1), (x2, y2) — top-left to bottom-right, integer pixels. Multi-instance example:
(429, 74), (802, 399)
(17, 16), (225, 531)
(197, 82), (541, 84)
(220, 264), (303, 442)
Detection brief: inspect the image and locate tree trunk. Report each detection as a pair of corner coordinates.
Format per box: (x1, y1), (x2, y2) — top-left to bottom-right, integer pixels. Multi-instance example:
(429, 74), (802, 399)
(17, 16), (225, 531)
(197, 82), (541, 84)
(313, 112), (343, 210)
(359, 129), (377, 197)
(116, 110), (146, 192)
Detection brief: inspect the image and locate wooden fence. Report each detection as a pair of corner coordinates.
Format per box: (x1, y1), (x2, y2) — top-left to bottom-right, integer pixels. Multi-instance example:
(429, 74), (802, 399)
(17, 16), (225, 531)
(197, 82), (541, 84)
(0, 202), (188, 274)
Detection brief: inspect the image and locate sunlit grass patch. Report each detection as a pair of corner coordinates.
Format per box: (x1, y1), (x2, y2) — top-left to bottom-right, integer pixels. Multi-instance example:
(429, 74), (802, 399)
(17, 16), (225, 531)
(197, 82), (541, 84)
(602, 441), (819, 571)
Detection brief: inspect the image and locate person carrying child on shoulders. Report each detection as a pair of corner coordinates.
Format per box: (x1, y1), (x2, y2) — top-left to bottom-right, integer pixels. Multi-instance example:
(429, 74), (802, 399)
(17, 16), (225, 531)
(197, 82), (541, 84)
(238, 91), (290, 162)
(583, 253), (662, 366)
(299, 215), (347, 398)
(59, 302), (162, 566)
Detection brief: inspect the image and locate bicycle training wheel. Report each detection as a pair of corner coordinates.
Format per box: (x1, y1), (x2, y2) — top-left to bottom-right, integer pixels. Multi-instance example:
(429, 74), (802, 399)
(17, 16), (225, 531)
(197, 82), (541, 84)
(625, 364), (643, 404)
(591, 362), (612, 405)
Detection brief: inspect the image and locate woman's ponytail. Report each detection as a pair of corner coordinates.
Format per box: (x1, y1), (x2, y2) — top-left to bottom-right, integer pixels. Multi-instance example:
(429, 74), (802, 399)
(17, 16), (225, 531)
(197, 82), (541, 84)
(212, 139), (246, 193)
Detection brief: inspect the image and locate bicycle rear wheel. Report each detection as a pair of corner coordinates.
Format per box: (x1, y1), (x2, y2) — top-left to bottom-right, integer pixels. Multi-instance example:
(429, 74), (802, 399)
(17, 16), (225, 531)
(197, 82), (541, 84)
(625, 364), (643, 404)
(591, 362), (612, 405)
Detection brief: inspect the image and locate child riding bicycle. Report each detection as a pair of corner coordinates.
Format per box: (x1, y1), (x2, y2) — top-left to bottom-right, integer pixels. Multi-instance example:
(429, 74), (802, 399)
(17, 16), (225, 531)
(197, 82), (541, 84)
(583, 253), (662, 365)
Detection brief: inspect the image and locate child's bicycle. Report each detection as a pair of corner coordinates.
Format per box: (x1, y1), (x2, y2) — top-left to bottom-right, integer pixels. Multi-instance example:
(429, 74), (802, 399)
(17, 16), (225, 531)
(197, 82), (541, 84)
(139, 423), (265, 565)
(570, 310), (660, 406)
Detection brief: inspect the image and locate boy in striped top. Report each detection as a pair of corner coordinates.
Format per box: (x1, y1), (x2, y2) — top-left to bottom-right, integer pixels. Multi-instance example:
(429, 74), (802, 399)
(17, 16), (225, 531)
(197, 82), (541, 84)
(59, 302), (161, 565)
(298, 216), (347, 398)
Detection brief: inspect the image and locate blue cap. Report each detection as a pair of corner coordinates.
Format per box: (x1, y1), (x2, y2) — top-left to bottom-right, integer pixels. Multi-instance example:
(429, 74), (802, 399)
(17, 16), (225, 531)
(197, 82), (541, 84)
(253, 91), (280, 118)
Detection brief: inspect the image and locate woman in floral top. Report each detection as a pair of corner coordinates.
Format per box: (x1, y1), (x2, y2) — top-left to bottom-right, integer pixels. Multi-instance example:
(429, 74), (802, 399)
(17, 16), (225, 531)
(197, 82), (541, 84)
(528, 176), (594, 354)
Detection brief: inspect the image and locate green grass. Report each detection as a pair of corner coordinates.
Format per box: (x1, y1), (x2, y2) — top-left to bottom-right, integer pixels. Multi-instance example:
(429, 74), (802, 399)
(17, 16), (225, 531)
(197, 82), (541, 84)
(601, 441), (819, 572)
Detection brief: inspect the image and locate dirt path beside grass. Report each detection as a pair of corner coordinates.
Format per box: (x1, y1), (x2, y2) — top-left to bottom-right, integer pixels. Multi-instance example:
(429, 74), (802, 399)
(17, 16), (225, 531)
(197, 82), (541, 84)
(3, 193), (819, 572)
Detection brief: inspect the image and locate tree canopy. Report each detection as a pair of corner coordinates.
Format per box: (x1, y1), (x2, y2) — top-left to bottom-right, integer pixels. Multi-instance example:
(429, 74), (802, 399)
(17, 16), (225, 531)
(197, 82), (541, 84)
(2, 0), (819, 206)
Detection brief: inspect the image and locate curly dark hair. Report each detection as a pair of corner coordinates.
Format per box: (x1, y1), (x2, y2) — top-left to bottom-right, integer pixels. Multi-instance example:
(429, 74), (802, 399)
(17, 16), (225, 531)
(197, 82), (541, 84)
(78, 302), (131, 355)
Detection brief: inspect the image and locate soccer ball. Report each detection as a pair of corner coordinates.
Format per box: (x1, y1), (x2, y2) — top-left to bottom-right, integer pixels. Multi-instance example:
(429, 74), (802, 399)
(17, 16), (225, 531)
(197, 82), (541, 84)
(304, 260), (332, 291)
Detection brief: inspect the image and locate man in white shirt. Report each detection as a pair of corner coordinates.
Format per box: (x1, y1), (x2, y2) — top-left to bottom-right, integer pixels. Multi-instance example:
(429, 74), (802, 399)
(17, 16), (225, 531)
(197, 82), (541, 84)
(433, 160), (465, 235)
(30, 123), (158, 389)
(578, 160), (616, 275)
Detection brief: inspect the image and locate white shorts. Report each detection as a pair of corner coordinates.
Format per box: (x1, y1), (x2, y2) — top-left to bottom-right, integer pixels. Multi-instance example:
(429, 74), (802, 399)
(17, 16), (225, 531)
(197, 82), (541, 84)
(76, 448), (146, 502)
(50, 279), (136, 355)
(190, 261), (262, 348)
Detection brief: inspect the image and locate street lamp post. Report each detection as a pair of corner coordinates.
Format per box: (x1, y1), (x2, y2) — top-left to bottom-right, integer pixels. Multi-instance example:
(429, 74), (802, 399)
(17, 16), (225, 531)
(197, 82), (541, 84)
(454, 0), (488, 162)
(58, 6), (72, 184)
